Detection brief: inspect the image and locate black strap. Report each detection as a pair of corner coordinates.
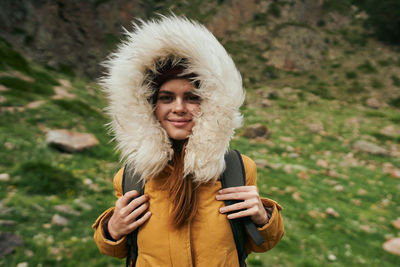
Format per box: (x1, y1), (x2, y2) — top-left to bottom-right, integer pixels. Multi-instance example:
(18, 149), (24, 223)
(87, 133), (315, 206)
(222, 150), (265, 266)
(122, 166), (144, 267)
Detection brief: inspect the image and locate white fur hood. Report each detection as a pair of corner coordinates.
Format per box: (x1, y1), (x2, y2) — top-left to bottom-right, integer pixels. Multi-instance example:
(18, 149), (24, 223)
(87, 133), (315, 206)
(101, 16), (245, 184)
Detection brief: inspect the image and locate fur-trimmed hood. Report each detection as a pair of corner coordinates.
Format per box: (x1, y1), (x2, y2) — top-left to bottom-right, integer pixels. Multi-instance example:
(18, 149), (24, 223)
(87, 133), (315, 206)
(101, 15), (245, 184)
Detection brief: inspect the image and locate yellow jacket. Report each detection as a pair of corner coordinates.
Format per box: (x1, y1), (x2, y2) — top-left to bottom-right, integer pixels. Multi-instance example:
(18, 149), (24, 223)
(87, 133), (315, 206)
(93, 155), (284, 266)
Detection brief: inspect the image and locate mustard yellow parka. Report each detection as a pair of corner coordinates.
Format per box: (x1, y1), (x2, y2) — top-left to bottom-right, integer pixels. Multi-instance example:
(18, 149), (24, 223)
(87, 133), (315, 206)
(93, 155), (284, 266)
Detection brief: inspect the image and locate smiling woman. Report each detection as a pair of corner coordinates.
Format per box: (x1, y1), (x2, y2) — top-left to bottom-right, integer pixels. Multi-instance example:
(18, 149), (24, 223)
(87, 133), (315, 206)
(93, 15), (284, 267)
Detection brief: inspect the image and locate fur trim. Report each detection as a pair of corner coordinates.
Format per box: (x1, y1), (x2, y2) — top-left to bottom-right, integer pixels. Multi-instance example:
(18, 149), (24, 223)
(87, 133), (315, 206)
(101, 15), (245, 184)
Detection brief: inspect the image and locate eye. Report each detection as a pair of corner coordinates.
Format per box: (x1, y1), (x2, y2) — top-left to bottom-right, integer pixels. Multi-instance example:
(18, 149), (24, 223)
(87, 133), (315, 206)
(185, 93), (201, 104)
(157, 94), (174, 103)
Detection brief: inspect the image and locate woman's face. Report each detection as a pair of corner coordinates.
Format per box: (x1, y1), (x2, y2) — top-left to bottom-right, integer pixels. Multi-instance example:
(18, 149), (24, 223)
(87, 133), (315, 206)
(155, 78), (201, 140)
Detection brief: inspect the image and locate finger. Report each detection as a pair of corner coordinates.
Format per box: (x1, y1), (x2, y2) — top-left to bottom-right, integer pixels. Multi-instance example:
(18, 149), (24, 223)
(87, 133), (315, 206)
(125, 194), (149, 212)
(218, 185), (257, 194)
(226, 208), (257, 220)
(216, 191), (256, 201)
(120, 190), (140, 206)
(219, 199), (258, 214)
(126, 202), (149, 222)
(128, 211), (152, 231)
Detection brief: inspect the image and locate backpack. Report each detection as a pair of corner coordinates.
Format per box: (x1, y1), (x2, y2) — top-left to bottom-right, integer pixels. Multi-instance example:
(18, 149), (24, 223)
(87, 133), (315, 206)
(122, 150), (264, 267)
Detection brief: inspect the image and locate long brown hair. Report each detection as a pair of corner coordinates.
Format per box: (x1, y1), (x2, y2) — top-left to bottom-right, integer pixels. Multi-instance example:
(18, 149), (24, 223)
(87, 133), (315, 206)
(150, 58), (200, 228)
(164, 140), (199, 228)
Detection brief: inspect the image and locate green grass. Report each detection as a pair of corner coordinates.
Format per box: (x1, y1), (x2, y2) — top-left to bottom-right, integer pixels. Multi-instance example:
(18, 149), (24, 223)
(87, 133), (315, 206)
(1, 9), (400, 267)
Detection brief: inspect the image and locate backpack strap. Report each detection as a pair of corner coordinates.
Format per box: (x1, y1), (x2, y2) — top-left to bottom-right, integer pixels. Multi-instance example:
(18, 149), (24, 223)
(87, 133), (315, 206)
(122, 165), (144, 267)
(222, 150), (265, 266)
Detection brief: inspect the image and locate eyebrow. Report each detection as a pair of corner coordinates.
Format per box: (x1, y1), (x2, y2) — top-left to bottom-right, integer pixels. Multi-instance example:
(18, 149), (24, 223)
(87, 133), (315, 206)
(158, 90), (197, 96)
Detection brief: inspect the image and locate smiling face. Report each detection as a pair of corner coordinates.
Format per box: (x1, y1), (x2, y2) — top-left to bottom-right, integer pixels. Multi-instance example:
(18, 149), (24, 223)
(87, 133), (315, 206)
(155, 78), (201, 140)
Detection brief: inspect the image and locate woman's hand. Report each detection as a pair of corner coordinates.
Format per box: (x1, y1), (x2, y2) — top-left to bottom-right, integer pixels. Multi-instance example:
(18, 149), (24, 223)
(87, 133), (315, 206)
(108, 190), (152, 240)
(216, 186), (269, 226)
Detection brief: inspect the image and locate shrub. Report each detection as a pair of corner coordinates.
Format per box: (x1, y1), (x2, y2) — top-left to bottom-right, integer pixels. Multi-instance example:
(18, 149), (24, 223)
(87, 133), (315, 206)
(0, 37), (30, 73)
(391, 75), (400, 87)
(0, 76), (53, 96)
(346, 71), (358, 79)
(371, 78), (384, 89)
(357, 60), (377, 74)
(347, 81), (365, 93)
(52, 99), (104, 118)
(12, 161), (80, 195)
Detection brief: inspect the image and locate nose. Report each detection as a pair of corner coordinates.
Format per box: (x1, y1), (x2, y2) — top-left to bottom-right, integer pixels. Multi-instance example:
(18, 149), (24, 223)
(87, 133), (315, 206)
(172, 97), (186, 114)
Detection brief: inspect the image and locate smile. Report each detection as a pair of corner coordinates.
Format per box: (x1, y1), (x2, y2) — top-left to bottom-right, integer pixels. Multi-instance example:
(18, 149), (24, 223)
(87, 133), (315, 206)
(168, 119), (191, 127)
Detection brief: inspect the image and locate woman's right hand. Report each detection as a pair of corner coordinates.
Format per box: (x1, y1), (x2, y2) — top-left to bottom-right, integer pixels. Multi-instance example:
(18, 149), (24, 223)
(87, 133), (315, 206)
(108, 190), (152, 240)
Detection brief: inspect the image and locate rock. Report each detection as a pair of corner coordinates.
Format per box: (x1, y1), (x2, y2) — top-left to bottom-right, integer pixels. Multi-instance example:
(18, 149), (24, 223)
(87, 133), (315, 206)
(54, 204), (80, 216)
(243, 124), (270, 139)
(279, 136), (294, 142)
(308, 210), (326, 219)
(366, 98), (381, 109)
(351, 199), (362, 206)
(333, 185), (344, 192)
(353, 140), (389, 156)
(254, 159), (269, 169)
(0, 173), (10, 182)
(316, 159), (329, 168)
(58, 79), (72, 88)
(392, 218), (400, 230)
(73, 199), (92, 211)
(51, 214), (68, 226)
(16, 263), (28, 267)
(51, 86), (76, 100)
(46, 129), (99, 152)
(260, 99), (273, 108)
(357, 189), (368, 195)
(379, 125), (400, 138)
(390, 169), (400, 179)
(308, 122), (324, 134)
(297, 170), (309, 180)
(326, 207), (340, 218)
(4, 142), (14, 150)
(0, 232), (24, 257)
(383, 238), (400, 256)
(327, 254), (337, 261)
(24, 100), (46, 109)
(292, 192), (303, 202)
(0, 85), (8, 92)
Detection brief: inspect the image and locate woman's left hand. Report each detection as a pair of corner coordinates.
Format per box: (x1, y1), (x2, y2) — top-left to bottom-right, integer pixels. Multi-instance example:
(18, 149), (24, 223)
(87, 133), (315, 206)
(216, 186), (269, 226)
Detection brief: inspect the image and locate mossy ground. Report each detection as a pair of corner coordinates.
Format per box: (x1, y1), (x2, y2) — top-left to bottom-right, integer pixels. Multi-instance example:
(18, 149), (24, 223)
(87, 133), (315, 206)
(1, 18), (400, 267)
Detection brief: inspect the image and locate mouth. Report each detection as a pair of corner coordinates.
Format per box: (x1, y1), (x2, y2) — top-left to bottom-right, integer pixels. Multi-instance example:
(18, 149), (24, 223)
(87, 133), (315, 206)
(168, 119), (192, 127)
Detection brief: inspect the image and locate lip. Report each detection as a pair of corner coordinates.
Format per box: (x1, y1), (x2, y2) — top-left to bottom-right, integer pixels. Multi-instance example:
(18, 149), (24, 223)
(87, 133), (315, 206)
(168, 119), (191, 127)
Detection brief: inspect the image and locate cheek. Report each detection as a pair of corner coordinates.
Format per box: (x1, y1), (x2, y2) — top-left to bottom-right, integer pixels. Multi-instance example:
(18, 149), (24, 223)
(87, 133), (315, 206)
(155, 104), (164, 121)
(189, 104), (201, 116)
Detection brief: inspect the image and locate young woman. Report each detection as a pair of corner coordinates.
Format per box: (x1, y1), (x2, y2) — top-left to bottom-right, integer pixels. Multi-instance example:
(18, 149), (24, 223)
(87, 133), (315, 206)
(93, 16), (284, 266)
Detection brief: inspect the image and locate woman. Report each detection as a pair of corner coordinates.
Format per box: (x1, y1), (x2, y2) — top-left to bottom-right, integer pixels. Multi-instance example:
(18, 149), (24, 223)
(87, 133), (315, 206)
(93, 16), (284, 266)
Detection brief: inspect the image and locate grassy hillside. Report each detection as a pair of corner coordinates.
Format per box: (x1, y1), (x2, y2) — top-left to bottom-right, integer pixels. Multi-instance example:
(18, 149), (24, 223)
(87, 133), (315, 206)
(1, 25), (400, 267)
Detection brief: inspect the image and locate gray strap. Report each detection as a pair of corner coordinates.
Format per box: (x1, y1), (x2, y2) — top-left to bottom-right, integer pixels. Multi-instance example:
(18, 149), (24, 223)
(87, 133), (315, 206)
(223, 150), (265, 246)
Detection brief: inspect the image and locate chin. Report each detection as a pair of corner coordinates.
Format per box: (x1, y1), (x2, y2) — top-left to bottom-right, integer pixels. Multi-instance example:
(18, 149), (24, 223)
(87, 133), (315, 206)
(167, 130), (190, 140)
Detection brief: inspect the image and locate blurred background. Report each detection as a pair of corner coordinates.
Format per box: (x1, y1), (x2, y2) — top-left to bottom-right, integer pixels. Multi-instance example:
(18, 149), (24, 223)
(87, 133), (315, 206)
(0, 0), (399, 266)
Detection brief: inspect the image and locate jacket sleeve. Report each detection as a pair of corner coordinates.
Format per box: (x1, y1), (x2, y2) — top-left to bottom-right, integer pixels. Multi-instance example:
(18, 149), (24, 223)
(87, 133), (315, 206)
(92, 167), (128, 259)
(241, 155), (284, 254)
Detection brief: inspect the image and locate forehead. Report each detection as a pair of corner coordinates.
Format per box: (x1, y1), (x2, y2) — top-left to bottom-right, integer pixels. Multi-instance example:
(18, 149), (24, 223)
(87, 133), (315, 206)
(159, 78), (195, 93)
